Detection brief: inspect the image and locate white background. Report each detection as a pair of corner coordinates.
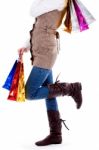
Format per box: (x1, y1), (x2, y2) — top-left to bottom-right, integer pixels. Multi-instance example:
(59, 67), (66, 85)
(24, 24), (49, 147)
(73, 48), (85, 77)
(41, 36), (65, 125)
(0, 0), (99, 150)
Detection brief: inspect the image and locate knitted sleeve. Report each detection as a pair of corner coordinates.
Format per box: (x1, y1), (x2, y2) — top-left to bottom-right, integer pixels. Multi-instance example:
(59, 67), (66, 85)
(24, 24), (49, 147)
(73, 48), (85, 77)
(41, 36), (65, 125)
(30, 0), (67, 17)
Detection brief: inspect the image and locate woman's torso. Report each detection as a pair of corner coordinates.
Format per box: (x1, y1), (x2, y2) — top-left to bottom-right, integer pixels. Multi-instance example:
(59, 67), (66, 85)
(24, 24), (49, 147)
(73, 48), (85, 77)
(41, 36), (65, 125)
(31, 9), (65, 69)
(32, 10), (64, 50)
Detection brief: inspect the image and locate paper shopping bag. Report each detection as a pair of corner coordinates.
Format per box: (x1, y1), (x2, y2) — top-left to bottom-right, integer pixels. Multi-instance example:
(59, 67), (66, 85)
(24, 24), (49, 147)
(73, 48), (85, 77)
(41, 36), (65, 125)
(64, 0), (95, 33)
(16, 63), (25, 102)
(2, 60), (17, 90)
(7, 61), (21, 101)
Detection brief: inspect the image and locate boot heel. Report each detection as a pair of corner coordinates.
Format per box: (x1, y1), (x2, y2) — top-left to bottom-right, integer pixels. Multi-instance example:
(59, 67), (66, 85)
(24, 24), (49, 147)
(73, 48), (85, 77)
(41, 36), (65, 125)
(70, 82), (82, 109)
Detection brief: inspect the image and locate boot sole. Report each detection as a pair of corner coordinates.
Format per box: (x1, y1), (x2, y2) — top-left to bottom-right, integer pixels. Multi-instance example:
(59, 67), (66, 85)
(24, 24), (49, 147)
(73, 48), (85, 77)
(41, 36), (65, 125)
(35, 141), (62, 146)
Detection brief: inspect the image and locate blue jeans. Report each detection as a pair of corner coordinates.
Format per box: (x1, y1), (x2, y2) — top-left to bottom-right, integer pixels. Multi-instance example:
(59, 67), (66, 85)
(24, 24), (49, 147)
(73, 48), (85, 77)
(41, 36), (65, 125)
(25, 66), (58, 111)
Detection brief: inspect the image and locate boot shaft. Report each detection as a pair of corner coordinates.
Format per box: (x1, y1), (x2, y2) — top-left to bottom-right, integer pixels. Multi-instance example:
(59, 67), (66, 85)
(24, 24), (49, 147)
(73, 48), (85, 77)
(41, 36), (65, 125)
(35, 110), (62, 146)
(47, 110), (62, 135)
(48, 82), (82, 109)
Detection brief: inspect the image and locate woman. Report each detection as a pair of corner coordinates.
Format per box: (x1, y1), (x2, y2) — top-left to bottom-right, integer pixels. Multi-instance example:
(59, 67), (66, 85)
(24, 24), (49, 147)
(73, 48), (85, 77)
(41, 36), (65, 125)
(18, 0), (82, 146)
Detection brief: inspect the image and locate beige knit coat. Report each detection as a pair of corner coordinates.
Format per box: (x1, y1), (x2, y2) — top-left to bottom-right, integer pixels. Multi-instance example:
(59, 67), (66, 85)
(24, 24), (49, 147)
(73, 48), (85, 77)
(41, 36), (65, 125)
(30, 10), (64, 69)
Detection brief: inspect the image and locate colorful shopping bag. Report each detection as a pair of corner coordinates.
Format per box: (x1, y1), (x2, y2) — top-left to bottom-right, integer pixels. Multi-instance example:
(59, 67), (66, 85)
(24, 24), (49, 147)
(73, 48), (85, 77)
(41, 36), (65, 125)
(7, 61), (25, 102)
(73, 0), (89, 32)
(64, 0), (72, 33)
(17, 63), (25, 102)
(7, 61), (21, 101)
(64, 0), (95, 33)
(2, 60), (17, 90)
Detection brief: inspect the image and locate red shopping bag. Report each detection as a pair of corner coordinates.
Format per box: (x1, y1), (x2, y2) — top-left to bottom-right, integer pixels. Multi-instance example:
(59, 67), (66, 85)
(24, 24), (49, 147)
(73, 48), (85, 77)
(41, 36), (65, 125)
(7, 61), (25, 102)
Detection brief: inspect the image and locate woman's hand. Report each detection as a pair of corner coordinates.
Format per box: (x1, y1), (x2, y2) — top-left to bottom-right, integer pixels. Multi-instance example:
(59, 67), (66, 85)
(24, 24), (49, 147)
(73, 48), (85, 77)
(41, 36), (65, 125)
(18, 47), (29, 55)
(18, 47), (28, 62)
(18, 47), (24, 55)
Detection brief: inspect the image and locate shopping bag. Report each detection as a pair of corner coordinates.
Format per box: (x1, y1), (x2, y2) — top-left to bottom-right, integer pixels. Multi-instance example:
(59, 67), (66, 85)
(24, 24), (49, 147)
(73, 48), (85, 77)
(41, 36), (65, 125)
(7, 61), (21, 101)
(7, 60), (25, 102)
(64, 0), (72, 33)
(17, 63), (25, 102)
(64, 0), (95, 33)
(2, 60), (17, 90)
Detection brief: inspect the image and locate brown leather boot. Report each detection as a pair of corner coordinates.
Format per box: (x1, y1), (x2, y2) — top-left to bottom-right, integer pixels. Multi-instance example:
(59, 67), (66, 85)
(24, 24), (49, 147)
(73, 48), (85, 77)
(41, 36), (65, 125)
(35, 110), (62, 146)
(48, 82), (82, 109)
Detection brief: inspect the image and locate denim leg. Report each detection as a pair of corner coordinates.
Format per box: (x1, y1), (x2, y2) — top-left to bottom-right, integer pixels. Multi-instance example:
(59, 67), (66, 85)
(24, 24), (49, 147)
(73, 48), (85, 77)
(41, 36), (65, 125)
(42, 70), (58, 111)
(25, 66), (51, 100)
